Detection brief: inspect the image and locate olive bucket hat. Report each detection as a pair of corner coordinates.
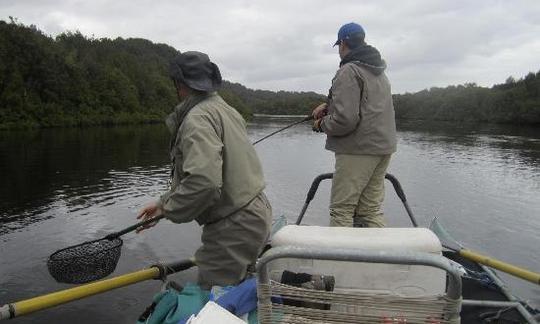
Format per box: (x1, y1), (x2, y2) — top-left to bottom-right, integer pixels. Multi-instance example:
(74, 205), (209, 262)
(169, 51), (222, 92)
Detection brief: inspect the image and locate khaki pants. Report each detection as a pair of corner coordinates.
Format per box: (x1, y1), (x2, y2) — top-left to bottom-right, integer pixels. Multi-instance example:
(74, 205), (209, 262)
(195, 192), (272, 289)
(330, 154), (391, 228)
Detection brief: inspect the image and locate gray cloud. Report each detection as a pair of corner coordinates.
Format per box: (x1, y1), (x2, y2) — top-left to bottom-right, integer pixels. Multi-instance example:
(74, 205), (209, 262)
(1, 0), (539, 94)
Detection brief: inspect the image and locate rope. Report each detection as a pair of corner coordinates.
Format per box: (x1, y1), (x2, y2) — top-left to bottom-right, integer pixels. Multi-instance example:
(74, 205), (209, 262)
(258, 281), (461, 324)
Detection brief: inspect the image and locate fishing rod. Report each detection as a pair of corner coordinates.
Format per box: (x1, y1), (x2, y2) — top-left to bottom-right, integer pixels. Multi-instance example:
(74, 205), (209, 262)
(252, 115), (314, 145)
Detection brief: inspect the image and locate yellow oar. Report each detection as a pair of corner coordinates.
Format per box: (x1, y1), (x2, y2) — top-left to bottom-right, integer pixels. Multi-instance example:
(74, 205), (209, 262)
(430, 217), (540, 285)
(0, 259), (195, 320)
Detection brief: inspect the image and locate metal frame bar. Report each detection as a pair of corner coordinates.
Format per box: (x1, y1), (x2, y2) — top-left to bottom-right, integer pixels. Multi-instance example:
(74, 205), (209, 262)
(256, 246), (463, 322)
(462, 299), (539, 324)
(478, 265), (516, 301)
(295, 173), (419, 227)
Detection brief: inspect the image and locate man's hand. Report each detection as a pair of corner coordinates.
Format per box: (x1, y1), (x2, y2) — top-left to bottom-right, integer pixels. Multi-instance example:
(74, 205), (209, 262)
(136, 201), (163, 233)
(312, 103), (328, 119)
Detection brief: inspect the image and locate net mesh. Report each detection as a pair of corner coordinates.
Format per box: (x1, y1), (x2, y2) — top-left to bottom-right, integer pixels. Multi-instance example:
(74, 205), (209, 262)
(47, 237), (123, 284)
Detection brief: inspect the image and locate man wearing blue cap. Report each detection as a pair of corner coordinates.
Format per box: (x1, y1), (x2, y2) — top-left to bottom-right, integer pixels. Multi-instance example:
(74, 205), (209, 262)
(312, 23), (397, 228)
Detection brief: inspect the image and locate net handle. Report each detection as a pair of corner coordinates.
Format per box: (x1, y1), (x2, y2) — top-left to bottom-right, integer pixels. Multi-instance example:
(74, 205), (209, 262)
(105, 214), (165, 240)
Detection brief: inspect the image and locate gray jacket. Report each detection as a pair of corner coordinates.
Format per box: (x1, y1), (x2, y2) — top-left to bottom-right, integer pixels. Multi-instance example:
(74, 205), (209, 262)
(321, 62), (397, 155)
(158, 93), (266, 225)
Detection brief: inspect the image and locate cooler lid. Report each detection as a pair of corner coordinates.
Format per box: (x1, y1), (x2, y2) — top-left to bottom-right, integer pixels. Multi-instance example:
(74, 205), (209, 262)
(272, 225), (442, 253)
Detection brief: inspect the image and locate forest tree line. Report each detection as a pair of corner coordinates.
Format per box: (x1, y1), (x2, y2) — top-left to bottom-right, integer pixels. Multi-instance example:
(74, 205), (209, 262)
(393, 73), (540, 124)
(1, 20), (538, 129)
(0, 19), (250, 129)
(0, 19), (324, 129)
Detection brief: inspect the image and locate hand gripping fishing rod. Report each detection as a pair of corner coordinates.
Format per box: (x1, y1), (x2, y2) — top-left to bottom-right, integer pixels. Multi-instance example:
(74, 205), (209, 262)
(252, 115), (314, 145)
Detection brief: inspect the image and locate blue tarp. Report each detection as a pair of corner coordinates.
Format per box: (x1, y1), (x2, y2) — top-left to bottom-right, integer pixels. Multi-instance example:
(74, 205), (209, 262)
(136, 279), (258, 324)
(215, 278), (258, 318)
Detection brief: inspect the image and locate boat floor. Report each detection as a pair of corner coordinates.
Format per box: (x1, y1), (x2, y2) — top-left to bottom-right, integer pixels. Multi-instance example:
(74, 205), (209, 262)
(444, 251), (537, 323)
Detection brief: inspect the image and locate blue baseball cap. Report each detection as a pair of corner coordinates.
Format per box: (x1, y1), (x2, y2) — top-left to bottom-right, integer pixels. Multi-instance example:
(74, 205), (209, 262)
(334, 22), (365, 46)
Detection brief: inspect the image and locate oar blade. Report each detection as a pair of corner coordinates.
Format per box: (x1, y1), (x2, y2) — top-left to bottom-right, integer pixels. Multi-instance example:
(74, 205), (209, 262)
(429, 217), (463, 252)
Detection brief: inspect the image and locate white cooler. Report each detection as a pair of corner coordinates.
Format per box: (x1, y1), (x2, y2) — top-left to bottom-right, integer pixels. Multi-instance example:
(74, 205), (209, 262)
(269, 225), (446, 297)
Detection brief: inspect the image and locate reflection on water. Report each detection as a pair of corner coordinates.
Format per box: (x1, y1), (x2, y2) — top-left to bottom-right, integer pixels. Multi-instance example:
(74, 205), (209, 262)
(0, 119), (539, 323)
(398, 120), (540, 167)
(0, 126), (171, 234)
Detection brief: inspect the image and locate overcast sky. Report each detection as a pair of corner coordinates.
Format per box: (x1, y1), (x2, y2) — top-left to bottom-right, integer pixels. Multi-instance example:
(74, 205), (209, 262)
(2, 0), (539, 94)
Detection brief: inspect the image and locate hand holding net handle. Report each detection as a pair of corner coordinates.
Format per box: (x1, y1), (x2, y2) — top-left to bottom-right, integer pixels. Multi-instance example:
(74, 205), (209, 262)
(105, 214), (165, 240)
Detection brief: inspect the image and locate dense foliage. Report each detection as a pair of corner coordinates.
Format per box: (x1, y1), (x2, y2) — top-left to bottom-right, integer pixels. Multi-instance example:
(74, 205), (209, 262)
(0, 20), (325, 129)
(221, 82), (326, 115)
(0, 19), (181, 129)
(1, 19), (538, 129)
(393, 74), (540, 124)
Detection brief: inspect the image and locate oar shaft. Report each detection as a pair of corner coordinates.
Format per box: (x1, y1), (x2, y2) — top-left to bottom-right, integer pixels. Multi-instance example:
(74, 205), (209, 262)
(1, 267), (160, 320)
(460, 249), (540, 285)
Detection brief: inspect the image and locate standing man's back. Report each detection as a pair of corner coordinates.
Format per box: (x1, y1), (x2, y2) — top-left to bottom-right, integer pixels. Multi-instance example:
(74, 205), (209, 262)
(312, 22), (396, 228)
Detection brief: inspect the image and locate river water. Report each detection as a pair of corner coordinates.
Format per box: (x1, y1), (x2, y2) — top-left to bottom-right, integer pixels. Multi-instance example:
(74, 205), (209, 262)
(0, 117), (539, 323)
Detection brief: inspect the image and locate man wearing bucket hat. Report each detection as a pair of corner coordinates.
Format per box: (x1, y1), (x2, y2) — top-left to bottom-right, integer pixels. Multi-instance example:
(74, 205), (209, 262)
(312, 23), (397, 228)
(137, 51), (272, 289)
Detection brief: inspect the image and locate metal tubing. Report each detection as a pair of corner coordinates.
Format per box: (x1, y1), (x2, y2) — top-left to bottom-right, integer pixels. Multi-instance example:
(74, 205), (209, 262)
(384, 173), (418, 227)
(295, 173), (333, 225)
(479, 265), (517, 302)
(463, 299), (521, 307)
(462, 300), (538, 324)
(256, 246), (463, 300)
(402, 201), (418, 227)
(295, 203), (309, 225)
(295, 173), (419, 228)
